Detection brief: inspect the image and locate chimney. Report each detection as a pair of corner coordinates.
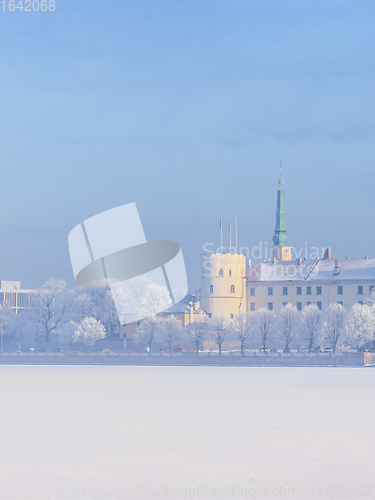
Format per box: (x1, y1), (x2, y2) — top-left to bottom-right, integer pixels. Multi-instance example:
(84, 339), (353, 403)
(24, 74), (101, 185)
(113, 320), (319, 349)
(333, 260), (340, 275)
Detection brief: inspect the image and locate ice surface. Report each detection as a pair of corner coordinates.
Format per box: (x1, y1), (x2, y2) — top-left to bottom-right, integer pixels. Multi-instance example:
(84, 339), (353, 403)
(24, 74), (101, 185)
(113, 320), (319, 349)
(0, 366), (374, 499)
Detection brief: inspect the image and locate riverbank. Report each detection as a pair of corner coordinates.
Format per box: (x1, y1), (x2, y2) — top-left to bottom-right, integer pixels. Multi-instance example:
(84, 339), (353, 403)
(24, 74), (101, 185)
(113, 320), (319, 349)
(0, 351), (369, 366)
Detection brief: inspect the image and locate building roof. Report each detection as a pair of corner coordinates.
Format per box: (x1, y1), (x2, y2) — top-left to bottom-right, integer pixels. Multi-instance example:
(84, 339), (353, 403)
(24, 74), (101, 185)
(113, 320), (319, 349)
(164, 290), (203, 314)
(247, 258), (375, 283)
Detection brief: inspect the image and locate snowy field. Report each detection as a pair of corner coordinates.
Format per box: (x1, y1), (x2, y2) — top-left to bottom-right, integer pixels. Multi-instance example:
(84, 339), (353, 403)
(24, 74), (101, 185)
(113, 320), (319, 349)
(0, 366), (374, 500)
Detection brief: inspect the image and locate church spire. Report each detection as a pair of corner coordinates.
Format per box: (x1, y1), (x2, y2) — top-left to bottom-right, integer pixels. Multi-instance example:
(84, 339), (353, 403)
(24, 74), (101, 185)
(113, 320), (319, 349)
(270, 161), (292, 261)
(273, 160), (289, 247)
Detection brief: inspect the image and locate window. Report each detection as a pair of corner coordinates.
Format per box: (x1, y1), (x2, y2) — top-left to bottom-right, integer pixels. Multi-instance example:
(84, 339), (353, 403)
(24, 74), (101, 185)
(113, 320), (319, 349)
(250, 302), (255, 311)
(307, 287), (311, 295)
(268, 302), (273, 311)
(250, 287), (255, 296)
(208, 313), (212, 318)
(358, 301), (363, 305)
(283, 287), (288, 296)
(218, 269), (223, 277)
(5, 292), (16, 307)
(229, 270), (232, 277)
(0, 292), (4, 305)
(358, 286), (363, 295)
(230, 285), (235, 293)
(317, 286), (322, 295)
(370, 286), (374, 293)
(338, 301), (343, 306)
(338, 285), (343, 295)
(209, 285), (213, 293)
(283, 302), (288, 306)
(230, 313), (234, 319)
(268, 287), (273, 296)
(307, 302), (311, 306)
(17, 293), (29, 308)
(317, 302), (322, 310)
(297, 302), (302, 311)
(297, 287), (302, 295)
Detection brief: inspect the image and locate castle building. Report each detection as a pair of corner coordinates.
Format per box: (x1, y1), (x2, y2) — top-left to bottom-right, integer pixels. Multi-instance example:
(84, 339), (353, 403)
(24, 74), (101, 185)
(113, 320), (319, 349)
(199, 163), (375, 319)
(200, 252), (247, 319)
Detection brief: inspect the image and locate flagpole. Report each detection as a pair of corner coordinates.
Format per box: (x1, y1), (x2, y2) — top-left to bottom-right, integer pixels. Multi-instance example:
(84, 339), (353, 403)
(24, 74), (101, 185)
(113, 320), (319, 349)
(220, 215), (222, 254)
(236, 217), (237, 254)
(229, 219), (232, 254)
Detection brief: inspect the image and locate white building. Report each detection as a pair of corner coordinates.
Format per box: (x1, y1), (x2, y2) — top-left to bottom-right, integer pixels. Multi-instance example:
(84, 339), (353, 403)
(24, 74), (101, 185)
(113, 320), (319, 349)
(0, 281), (33, 313)
(246, 253), (375, 315)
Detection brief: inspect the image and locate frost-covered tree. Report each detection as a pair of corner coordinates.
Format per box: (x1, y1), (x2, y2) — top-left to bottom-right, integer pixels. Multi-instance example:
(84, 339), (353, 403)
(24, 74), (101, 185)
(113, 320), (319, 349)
(366, 289), (375, 307)
(300, 304), (322, 352)
(155, 315), (182, 354)
(186, 315), (207, 354)
(273, 304), (300, 352)
(321, 303), (346, 353)
(73, 317), (106, 347)
(110, 276), (172, 324)
(0, 302), (14, 350)
(251, 308), (274, 351)
(134, 315), (161, 353)
(231, 312), (252, 355)
(207, 315), (230, 355)
(59, 320), (80, 347)
(0, 302), (14, 334)
(29, 278), (72, 342)
(345, 303), (375, 348)
(30, 279), (73, 342)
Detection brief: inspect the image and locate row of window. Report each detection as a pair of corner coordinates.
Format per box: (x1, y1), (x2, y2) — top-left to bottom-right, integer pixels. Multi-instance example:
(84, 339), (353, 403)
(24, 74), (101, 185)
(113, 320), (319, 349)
(0, 292), (29, 308)
(264, 301), (367, 311)
(217, 269), (233, 277)
(249, 285), (374, 297)
(209, 285), (235, 293)
(265, 301), (324, 312)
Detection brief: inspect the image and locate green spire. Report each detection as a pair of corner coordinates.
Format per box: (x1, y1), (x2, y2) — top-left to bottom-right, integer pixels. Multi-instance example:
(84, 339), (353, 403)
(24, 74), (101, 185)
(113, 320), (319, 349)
(272, 161), (289, 247)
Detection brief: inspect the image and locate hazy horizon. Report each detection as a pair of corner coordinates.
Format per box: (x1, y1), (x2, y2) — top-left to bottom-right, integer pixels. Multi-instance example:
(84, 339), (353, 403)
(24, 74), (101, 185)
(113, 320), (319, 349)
(1, 0), (374, 293)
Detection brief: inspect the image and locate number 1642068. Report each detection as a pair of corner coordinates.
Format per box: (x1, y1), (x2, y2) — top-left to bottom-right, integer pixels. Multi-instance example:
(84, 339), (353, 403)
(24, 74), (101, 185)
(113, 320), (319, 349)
(1, 0), (55, 11)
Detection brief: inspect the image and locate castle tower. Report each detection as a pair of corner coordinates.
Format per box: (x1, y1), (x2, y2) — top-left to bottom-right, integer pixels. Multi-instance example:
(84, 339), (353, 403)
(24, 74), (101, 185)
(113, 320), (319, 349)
(270, 161), (292, 261)
(200, 252), (247, 319)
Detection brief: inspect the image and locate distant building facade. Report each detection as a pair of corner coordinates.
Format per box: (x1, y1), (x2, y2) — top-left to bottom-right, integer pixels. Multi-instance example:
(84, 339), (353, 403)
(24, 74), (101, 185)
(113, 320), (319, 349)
(0, 281), (33, 313)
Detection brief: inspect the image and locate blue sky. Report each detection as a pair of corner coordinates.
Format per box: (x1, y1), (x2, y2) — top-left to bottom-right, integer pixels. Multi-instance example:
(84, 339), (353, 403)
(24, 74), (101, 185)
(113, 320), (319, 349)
(1, 0), (375, 291)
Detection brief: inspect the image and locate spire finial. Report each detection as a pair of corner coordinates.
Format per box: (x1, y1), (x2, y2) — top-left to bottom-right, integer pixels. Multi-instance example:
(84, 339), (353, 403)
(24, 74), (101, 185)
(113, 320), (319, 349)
(278, 160), (284, 190)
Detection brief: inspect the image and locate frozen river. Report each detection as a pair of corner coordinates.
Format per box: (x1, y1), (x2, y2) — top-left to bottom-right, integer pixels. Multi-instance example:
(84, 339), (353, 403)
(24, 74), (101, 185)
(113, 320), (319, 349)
(0, 366), (374, 499)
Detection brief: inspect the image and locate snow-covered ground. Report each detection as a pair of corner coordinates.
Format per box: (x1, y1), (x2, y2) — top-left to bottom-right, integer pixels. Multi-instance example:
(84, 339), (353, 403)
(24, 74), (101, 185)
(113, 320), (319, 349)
(0, 366), (374, 499)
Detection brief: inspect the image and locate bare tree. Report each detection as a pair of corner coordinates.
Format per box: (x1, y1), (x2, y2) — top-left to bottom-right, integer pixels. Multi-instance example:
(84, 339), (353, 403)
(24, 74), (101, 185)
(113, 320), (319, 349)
(345, 303), (375, 349)
(186, 315), (207, 354)
(30, 279), (72, 342)
(300, 304), (322, 352)
(231, 312), (252, 355)
(155, 315), (182, 354)
(321, 303), (346, 353)
(207, 316), (230, 355)
(134, 315), (161, 353)
(274, 304), (299, 352)
(251, 308), (274, 351)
